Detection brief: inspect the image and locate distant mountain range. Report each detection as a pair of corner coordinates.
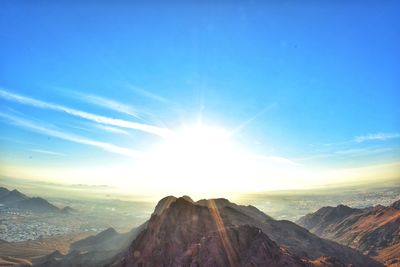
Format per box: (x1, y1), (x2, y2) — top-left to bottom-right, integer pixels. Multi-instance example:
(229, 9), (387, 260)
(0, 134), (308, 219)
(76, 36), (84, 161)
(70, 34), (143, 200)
(0, 187), (75, 214)
(297, 199), (400, 267)
(36, 196), (383, 267)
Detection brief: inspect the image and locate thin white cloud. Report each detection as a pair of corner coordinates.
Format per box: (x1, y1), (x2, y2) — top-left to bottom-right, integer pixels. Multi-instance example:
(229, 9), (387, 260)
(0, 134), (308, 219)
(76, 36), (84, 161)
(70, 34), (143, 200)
(355, 133), (400, 143)
(298, 147), (395, 161)
(73, 92), (141, 118)
(129, 85), (170, 104)
(335, 147), (393, 156)
(0, 112), (143, 158)
(94, 124), (131, 135)
(29, 149), (67, 157)
(0, 89), (172, 138)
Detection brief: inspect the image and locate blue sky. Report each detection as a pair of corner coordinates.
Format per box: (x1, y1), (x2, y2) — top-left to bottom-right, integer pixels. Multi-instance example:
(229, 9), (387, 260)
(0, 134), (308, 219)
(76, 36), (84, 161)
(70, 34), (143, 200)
(0, 1), (399, 193)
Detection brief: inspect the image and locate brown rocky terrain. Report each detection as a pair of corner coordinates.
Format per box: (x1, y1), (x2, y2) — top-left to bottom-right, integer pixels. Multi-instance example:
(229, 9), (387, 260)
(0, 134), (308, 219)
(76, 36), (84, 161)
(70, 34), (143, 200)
(32, 196), (383, 267)
(105, 196), (380, 267)
(297, 199), (400, 266)
(109, 197), (308, 267)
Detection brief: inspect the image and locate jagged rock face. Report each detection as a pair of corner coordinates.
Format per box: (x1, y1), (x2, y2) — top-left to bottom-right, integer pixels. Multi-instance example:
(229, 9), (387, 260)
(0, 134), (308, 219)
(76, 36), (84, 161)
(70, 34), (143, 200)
(110, 198), (307, 267)
(297, 200), (400, 266)
(297, 205), (362, 236)
(391, 199), (400, 210)
(197, 198), (273, 222)
(220, 203), (380, 267)
(153, 195), (177, 215)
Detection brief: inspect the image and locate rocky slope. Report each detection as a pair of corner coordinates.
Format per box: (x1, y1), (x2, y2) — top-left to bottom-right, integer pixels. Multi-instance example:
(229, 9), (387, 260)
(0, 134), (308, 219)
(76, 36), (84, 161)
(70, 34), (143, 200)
(36, 196), (382, 267)
(106, 196), (380, 267)
(109, 197), (308, 267)
(34, 224), (145, 267)
(297, 199), (400, 266)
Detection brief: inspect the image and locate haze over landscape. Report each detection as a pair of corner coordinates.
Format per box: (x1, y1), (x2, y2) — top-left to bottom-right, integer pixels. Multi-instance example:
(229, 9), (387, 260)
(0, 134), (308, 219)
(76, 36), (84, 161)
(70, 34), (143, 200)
(0, 1), (399, 267)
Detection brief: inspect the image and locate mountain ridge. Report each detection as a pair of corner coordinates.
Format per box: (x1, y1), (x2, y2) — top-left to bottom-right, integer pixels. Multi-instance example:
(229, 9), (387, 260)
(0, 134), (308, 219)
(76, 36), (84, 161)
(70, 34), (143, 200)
(0, 187), (72, 214)
(35, 195), (383, 267)
(297, 199), (400, 266)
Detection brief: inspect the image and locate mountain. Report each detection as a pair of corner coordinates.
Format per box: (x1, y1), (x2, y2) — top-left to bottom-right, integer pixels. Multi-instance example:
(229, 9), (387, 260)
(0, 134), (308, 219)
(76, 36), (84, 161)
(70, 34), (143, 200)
(109, 196), (379, 267)
(109, 197), (308, 267)
(297, 199), (400, 266)
(9, 197), (61, 213)
(197, 197), (273, 222)
(34, 224), (146, 267)
(36, 196), (382, 267)
(0, 187), (29, 204)
(0, 187), (70, 213)
(391, 199), (400, 210)
(61, 206), (76, 214)
(296, 204), (363, 236)
(203, 198), (380, 267)
(0, 187), (12, 198)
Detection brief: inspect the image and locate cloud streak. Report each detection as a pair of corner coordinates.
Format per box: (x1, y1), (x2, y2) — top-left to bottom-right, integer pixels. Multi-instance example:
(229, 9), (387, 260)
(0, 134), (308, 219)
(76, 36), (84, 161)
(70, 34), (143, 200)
(93, 124), (131, 135)
(0, 112), (143, 158)
(129, 85), (170, 104)
(0, 89), (172, 138)
(355, 133), (400, 143)
(29, 149), (67, 157)
(72, 92), (141, 119)
(297, 147), (395, 161)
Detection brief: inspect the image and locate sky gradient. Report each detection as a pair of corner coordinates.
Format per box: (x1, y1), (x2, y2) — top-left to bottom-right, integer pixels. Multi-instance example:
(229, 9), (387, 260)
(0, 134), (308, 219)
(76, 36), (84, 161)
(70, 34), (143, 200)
(1, 1), (399, 196)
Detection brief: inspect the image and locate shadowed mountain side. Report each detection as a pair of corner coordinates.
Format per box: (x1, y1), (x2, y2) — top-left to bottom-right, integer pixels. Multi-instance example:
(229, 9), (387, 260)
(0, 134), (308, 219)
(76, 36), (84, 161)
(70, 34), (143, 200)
(297, 199), (400, 266)
(391, 199), (400, 210)
(108, 197), (308, 267)
(197, 198), (273, 222)
(33, 224), (146, 267)
(0, 233), (92, 262)
(0, 187), (71, 213)
(296, 205), (363, 236)
(8, 197), (61, 213)
(0, 256), (32, 266)
(0, 187), (29, 204)
(220, 204), (381, 267)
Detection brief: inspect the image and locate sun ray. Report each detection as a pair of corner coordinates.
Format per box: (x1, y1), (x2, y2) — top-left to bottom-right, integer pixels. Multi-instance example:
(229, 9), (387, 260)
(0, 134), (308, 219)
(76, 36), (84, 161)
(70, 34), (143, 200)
(207, 199), (239, 267)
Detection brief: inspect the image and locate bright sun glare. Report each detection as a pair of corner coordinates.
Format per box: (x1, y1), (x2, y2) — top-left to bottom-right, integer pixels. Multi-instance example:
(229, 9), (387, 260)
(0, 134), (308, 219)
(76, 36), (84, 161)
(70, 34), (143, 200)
(128, 124), (307, 197)
(162, 125), (234, 169)
(133, 124), (255, 196)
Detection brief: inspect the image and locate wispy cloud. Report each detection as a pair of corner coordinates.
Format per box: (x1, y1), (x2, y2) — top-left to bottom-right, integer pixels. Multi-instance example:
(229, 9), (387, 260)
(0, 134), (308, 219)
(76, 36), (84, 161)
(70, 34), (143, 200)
(297, 147), (395, 161)
(29, 149), (67, 157)
(72, 92), (141, 119)
(334, 147), (393, 156)
(0, 89), (172, 138)
(0, 112), (143, 158)
(93, 124), (131, 135)
(129, 85), (170, 104)
(355, 133), (400, 143)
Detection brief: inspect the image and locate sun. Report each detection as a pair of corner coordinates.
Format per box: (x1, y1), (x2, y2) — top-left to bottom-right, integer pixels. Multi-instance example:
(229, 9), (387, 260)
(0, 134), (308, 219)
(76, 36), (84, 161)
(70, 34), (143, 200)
(118, 123), (308, 197)
(161, 125), (234, 168)
(132, 124), (255, 197)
